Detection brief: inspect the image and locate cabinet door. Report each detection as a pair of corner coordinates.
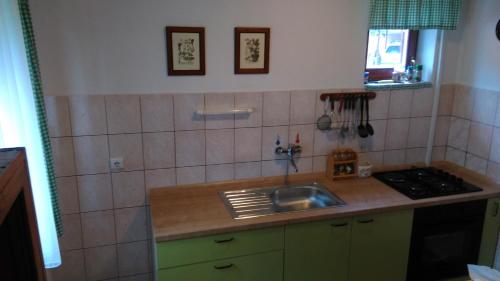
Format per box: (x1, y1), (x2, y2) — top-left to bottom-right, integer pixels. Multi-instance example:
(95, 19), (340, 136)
(349, 210), (413, 281)
(284, 218), (351, 281)
(157, 250), (283, 281)
(478, 197), (500, 266)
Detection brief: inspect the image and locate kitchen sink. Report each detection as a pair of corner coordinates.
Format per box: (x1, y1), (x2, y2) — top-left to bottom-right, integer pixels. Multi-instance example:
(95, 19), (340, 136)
(219, 182), (345, 219)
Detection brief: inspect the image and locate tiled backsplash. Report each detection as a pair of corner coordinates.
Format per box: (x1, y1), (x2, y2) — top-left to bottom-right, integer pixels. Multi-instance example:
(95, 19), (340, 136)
(45, 87), (436, 281)
(443, 84), (500, 181)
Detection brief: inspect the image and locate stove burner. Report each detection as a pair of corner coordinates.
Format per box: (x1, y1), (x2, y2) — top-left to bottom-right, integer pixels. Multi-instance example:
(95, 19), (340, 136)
(373, 168), (482, 200)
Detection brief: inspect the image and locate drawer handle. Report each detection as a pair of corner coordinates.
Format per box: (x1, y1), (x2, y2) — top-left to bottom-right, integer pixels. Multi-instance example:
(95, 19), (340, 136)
(358, 219), (374, 224)
(494, 202), (499, 217)
(214, 237), (234, 243)
(331, 222), (348, 227)
(214, 263), (234, 270)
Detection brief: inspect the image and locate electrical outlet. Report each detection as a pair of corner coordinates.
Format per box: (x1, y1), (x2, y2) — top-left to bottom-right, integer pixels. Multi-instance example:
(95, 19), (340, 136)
(110, 157), (124, 170)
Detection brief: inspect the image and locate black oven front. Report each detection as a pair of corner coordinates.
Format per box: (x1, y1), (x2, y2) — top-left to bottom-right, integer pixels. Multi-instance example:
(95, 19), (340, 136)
(407, 200), (486, 281)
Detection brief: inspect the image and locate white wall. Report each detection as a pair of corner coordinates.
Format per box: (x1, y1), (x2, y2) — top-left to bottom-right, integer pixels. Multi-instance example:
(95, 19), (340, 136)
(31, 0), (369, 95)
(442, 0), (500, 90)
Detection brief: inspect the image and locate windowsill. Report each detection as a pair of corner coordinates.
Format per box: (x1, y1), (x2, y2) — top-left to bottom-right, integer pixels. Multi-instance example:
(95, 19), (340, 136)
(364, 81), (432, 91)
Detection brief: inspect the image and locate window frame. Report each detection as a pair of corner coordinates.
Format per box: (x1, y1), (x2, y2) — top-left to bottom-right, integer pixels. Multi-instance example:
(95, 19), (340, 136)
(364, 30), (419, 82)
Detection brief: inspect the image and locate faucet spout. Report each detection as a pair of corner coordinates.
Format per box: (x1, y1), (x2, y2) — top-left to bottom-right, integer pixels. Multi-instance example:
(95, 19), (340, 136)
(289, 157), (298, 172)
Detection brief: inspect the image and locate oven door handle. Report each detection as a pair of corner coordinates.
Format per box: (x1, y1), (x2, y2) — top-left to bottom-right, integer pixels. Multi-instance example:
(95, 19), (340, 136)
(493, 202), (499, 217)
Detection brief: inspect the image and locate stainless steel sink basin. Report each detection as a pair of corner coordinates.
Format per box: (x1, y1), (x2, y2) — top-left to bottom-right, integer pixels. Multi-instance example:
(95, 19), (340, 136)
(219, 182), (345, 219)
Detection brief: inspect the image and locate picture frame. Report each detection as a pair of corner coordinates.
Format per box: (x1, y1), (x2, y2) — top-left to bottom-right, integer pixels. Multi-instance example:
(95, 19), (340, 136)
(166, 26), (205, 76)
(234, 27), (270, 74)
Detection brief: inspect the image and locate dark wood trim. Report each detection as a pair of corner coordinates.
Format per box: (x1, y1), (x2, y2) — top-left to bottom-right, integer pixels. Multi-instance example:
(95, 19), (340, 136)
(234, 27), (270, 74)
(365, 30), (419, 81)
(165, 26), (205, 76)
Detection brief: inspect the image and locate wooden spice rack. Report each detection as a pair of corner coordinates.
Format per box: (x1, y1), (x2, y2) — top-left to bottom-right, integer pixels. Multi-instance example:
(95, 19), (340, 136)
(320, 91), (376, 101)
(326, 148), (358, 180)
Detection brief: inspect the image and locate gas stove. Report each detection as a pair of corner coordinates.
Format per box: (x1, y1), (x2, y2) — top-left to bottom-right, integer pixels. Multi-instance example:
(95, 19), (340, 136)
(373, 167), (482, 200)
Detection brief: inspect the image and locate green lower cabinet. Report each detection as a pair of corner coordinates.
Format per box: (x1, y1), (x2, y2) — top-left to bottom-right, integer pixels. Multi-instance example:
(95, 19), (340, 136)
(157, 250), (283, 281)
(284, 218), (351, 281)
(348, 210), (414, 281)
(478, 197), (500, 266)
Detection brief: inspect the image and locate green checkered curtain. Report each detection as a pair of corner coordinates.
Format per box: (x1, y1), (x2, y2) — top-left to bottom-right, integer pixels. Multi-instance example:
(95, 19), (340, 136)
(17, 0), (62, 237)
(369, 0), (462, 30)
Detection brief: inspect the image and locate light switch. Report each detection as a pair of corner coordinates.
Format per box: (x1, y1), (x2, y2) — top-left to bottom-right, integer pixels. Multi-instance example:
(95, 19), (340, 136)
(110, 157), (124, 171)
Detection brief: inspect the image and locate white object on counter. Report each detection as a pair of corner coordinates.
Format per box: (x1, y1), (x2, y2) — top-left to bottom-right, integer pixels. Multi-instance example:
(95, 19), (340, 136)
(196, 108), (254, 116)
(358, 161), (372, 178)
(468, 264), (500, 281)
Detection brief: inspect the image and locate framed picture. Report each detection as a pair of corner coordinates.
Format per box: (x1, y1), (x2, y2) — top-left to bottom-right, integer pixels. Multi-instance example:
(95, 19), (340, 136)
(234, 27), (270, 74)
(166, 26), (205, 75)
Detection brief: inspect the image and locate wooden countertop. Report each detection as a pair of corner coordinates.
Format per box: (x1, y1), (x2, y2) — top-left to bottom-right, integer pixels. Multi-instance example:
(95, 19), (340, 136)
(149, 161), (500, 242)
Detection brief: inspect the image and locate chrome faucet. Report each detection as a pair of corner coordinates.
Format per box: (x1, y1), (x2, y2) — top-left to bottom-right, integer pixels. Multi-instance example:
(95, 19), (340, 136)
(275, 134), (302, 172)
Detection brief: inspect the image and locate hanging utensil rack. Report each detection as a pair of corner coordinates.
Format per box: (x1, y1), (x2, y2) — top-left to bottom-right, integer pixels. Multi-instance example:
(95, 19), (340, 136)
(319, 91), (376, 101)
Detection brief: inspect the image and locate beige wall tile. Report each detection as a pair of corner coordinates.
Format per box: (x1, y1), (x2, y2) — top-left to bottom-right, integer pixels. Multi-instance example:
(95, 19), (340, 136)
(290, 90), (316, 125)
(385, 118), (410, 150)
(175, 130), (205, 167)
(261, 160), (287, 176)
(84, 245), (118, 281)
(433, 116), (450, 146)
(235, 92), (263, 128)
(447, 117), (470, 150)
(51, 137), (76, 177)
(145, 168), (176, 191)
(77, 174), (113, 212)
(68, 95), (107, 136)
(112, 171), (145, 208)
(289, 124), (314, 157)
(109, 134), (144, 171)
(405, 148), (426, 164)
(106, 95), (142, 134)
(411, 88), (434, 117)
(388, 90), (413, 118)
(115, 206), (147, 243)
(234, 162), (261, 179)
(486, 161), (500, 183)
(489, 127), (500, 163)
(56, 176), (79, 214)
(143, 132), (175, 169)
(235, 127), (262, 162)
(45, 96), (72, 137)
(369, 91), (390, 120)
(206, 164), (234, 182)
(140, 94), (174, 132)
(452, 84), (474, 119)
(313, 129), (338, 156)
(73, 135), (109, 174)
(495, 91), (500, 127)
(206, 129), (234, 164)
(467, 122), (493, 159)
(438, 84), (454, 116)
(383, 149), (406, 165)
(176, 166), (205, 185)
(465, 153), (488, 175)
(50, 249), (86, 281)
(117, 241), (150, 276)
(262, 126), (289, 160)
(472, 88), (498, 125)
(358, 151), (384, 166)
(431, 146), (446, 161)
(81, 210), (116, 248)
(174, 94), (205, 130)
(205, 93), (235, 129)
(312, 156), (327, 172)
(407, 117), (431, 148)
(445, 147), (466, 166)
(58, 214), (82, 250)
(263, 91), (290, 126)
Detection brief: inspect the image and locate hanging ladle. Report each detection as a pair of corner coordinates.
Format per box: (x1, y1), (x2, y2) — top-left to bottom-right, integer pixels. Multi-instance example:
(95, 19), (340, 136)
(365, 96), (374, 136)
(358, 96), (369, 138)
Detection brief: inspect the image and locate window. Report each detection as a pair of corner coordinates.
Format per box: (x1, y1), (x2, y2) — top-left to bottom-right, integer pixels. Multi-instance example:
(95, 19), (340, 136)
(365, 29), (418, 81)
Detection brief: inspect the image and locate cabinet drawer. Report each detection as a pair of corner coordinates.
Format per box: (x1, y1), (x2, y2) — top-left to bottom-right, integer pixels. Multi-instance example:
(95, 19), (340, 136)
(156, 226), (284, 269)
(158, 250), (283, 281)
